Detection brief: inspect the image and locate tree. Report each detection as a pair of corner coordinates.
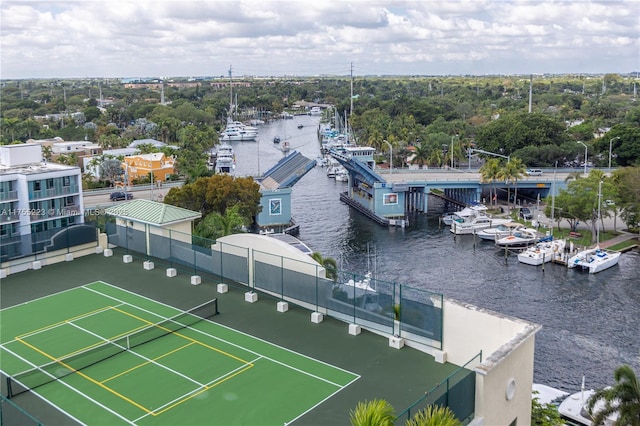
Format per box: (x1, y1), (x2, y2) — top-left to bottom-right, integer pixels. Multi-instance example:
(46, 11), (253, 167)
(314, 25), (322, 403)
(410, 141), (431, 169)
(349, 399), (395, 426)
(406, 405), (462, 426)
(479, 158), (501, 207)
(586, 365), (640, 426)
(310, 252), (338, 282)
(531, 391), (563, 426)
(164, 175), (261, 222)
(100, 158), (124, 186)
(195, 205), (247, 240)
(504, 157), (527, 211)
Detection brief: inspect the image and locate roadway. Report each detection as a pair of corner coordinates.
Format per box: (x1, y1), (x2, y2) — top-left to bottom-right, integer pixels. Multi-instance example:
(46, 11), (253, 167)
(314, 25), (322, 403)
(82, 181), (183, 209)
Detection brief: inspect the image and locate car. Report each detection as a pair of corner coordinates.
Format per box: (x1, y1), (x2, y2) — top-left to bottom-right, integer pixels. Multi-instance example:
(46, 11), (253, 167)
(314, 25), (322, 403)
(110, 191), (134, 201)
(519, 207), (533, 220)
(604, 199), (615, 206)
(526, 169), (543, 176)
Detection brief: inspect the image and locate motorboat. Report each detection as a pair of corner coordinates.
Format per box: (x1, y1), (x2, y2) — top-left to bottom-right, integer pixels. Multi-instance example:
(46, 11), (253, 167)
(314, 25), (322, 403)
(442, 203), (490, 227)
(220, 127), (257, 142)
(532, 382), (617, 426)
(495, 228), (539, 248)
(450, 215), (511, 235)
(333, 272), (381, 311)
(567, 247), (621, 274)
(335, 168), (348, 182)
(214, 143), (236, 174)
(273, 136), (281, 144)
(518, 238), (567, 266)
(476, 222), (524, 241)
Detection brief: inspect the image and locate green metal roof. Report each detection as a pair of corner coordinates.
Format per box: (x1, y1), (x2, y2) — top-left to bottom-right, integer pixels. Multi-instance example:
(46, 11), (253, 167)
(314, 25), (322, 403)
(105, 199), (201, 226)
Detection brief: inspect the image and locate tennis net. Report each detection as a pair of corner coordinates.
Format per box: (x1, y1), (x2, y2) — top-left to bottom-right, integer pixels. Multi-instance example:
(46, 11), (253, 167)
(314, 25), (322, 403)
(6, 299), (218, 398)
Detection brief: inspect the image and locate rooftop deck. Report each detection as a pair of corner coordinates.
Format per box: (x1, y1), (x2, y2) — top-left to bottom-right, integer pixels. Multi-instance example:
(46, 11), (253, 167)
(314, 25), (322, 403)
(0, 252), (459, 425)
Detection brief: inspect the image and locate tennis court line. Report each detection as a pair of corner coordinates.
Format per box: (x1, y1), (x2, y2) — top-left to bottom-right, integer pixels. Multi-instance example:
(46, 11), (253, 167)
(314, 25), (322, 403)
(0, 281), (106, 311)
(100, 341), (195, 384)
(1, 345), (135, 425)
(15, 305), (118, 340)
(136, 356), (262, 422)
(14, 335), (155, 414)
(85, 281), (361, 419)
(68, 309), (259, 418)
(85, 281), (361, 385)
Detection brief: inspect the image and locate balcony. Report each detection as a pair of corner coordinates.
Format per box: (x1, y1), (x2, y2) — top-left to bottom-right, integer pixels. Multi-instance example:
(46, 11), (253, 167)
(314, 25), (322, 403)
(0, 190), (18, 202)
(30, 185), (80, 200)
(30, 205), (82, 222)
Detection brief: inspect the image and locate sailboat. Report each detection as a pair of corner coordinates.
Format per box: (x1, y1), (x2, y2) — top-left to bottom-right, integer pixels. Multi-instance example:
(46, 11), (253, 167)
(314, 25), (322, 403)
(567, 180), (621, 273)
(518, 165), (567, 265)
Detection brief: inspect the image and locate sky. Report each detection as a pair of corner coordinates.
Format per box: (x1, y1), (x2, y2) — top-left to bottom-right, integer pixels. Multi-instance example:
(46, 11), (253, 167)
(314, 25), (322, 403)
(1, 0), (638, 79)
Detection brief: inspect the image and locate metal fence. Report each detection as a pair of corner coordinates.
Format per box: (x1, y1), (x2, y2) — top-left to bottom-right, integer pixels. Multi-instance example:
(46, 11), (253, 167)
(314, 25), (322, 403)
(104, 222), (444, 350)
(0, 220), (99, 267)
(0, 393), (44, 426)
(394, 351), (482, 424)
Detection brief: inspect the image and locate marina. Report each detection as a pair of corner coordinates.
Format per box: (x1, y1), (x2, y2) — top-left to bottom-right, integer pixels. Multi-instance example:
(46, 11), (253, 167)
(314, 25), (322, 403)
(229, 114), (639, 394)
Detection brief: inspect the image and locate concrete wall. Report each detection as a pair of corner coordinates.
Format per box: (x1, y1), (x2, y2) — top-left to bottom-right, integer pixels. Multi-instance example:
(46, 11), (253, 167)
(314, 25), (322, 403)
(440, 299), (539, 426)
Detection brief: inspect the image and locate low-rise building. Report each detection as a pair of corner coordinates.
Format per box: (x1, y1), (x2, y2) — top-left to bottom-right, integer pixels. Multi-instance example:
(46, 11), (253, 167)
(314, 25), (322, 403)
(123, 152), (176, 185)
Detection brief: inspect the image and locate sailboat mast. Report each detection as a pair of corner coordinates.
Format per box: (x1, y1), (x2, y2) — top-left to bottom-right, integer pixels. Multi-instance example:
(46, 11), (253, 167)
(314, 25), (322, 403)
(597, 180), (602, 246)
(228, 65), (233, 120)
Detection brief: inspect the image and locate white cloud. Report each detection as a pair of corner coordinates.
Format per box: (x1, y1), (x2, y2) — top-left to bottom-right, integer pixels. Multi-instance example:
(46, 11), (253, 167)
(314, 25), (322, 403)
(0, 0), (638, 78)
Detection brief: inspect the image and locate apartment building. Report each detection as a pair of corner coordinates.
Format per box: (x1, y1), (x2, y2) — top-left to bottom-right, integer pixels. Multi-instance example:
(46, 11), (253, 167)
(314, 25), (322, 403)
(0, 144), (83, 261)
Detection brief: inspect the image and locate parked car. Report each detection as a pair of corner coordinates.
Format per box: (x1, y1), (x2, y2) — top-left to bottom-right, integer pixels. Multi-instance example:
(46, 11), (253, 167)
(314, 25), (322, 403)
(519, 207), (533, 220)
(110, 191), (134, 201)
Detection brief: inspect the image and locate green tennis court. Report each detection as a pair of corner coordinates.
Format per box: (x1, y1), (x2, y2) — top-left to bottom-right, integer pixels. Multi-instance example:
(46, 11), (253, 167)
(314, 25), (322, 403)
(0, 281), (359, 425)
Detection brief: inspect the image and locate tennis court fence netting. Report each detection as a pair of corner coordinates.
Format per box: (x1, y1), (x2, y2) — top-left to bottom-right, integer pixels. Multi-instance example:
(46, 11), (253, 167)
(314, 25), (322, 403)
(5, 298), (219, 399)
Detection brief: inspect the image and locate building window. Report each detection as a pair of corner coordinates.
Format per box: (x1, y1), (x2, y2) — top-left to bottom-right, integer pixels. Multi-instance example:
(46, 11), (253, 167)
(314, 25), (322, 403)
(33, 181), (41, 191)
(63, 176), (70, 187)
(64, 196), (74, 207)
(46, 178), (54, 189)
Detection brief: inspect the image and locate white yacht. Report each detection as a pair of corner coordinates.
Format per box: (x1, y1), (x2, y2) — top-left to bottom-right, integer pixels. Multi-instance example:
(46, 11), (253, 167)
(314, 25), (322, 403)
(518, 238), (567, 266)
(476, 222), (524, 241)
(495, 228), (539, 248)
(532, 383), (617, 426)
(214, 143), (236, 174)
(450, 215), (510, 235)
(567, 247), (621, 273)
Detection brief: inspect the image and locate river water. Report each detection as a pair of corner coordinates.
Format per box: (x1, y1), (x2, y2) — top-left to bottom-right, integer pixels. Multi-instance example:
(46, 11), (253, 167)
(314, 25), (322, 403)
(228, 115), (640, 393)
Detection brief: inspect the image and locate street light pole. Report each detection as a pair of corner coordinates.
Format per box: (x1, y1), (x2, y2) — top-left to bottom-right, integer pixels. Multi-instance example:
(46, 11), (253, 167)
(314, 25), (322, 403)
(577, 141), (588, 176)
(608, 136), (620, 170)
(384, 140), (392, 174)
(450, 135), (458, 169)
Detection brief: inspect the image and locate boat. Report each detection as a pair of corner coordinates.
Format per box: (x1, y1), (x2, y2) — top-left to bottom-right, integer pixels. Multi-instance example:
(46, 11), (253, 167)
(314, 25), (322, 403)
(297, 124), (303, 129)
(281, 141), (291, 155)
(476, 222), (525, 241)
(214, 143), (236, 174)
(518, 238), (567, 266)
(219, 126), (257, 142)
(495, 228), (539, 248)
(335, 167), (348, 182)
(567, 181), (621, 274)
(567, 247), (621, 274)
(532, 381), (618, 426)
(450, 215), (511, 235)
(442, 203), (490, 227)
(273, 136), (281, 144)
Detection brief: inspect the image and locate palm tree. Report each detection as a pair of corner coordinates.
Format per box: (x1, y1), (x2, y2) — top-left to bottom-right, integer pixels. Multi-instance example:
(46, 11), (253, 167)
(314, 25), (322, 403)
(506, 157), (527, 211)
(586, 365), (640, 426)
(406, 405), (462, 426)
(497, 158), (525, 214)
(195, 205), (247, 240)
(310, 252), (338, 282)
(479, 158), (501, 207)
(350, 399), (395, 426)
(411, 141), (431, 169)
